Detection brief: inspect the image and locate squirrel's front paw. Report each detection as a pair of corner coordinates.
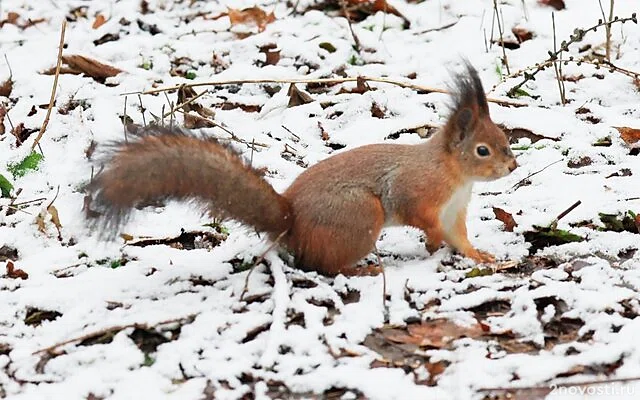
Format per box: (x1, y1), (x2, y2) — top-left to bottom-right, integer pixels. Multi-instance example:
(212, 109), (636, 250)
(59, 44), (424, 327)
(467, 249), (496, 264)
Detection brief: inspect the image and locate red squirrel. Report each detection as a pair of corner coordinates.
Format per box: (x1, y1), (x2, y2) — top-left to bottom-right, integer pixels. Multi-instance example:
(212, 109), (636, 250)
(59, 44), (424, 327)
(87, 63), (517, 276)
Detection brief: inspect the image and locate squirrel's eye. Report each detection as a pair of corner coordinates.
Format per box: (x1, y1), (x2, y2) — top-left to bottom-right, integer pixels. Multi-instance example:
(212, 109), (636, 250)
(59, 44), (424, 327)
(476, 145), (490, 157)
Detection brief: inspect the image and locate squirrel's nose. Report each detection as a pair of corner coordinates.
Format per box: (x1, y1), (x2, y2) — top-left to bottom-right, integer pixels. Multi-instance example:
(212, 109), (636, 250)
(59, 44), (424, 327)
(508, 159), (518, 172)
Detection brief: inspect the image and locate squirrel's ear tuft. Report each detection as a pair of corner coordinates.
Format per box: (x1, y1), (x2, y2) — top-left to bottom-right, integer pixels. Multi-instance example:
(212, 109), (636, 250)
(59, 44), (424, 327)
(449, 60), (489, 117)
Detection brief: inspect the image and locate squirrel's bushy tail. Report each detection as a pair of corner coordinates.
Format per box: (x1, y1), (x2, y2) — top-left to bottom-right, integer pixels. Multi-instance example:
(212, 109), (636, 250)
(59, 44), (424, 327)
(87, 128), (292, 236)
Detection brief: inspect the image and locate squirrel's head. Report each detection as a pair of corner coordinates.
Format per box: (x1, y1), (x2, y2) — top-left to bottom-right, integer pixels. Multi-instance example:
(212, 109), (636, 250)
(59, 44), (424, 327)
(443, 62), (518, 181)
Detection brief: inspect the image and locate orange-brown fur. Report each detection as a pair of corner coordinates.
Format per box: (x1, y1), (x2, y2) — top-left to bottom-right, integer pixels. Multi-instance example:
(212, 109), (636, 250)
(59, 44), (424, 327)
(87, 62), (517, 276)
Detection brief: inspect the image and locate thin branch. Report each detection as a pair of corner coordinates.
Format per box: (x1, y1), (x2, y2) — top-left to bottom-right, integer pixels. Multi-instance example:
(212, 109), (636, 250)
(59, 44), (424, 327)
(240, 230), (288, 302)
(339, 0), (362, 53)
(551, 13), (566, 104)
(31, 20), (66, 152)
(509, 159), (563, 192)
(124, 76), (526, 108)
(32, 315), (197, 355)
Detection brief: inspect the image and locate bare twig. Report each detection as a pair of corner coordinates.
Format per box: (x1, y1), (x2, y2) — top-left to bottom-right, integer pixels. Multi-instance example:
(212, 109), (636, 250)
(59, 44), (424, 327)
(32, 315), (197, 355)
(416, 20), (459, 35)
(509, 159), (563, 192)
(123, 95), (128, 143)
(137, 94), (147, 127)
(240, 230), (288, 302)
(549, 200), (582, 229)
(339, 0), (362, 53)
(31, 20), (66, 153)
(551, 13), (567, 104)
(507, 13), (636, 97)
(125, 77), (527, 108)
(493, 0), (510, 74)
(598, 0), (615, 61)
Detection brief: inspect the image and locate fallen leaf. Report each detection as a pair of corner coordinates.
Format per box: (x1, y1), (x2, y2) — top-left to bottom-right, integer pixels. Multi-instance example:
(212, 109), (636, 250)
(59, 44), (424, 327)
(24, 307), (62, 326)
(0, 12), (20, 27)
(0, 245), (18, 261)
(218, 102), (262, 113)
(92, 14), (107, 29)
(498, 125), (558, 144)
(370, 103), (385, 118)
(287, 83), (314, 107)
(0, 105), (6, 135)
(567, 156), (592, 168)
(0, 78), (12, 97)
(48, 205), (63, 240)
(318, 121), (330, 141)
(538, 0), (565, 10)
(43, 55), (123, 83)
(523, 226), (584, 255)
(384, 319), (485, 348)
(512, 26), (533, 43)
(228, 6), (275, 33)
(615, 127), (640, 147)
(259, 44), (280, 66)
(183, 113), (217, 129)
(177, 85), (215, 118)
(5, 260), (28, 280)
(341, 0), (410, 28)
(493, 207), (517, 232)
(599, 212), (639, 234)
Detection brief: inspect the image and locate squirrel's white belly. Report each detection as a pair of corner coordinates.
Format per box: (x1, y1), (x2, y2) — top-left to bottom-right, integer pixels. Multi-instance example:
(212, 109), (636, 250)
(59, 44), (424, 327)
(439, 182), (473, 229)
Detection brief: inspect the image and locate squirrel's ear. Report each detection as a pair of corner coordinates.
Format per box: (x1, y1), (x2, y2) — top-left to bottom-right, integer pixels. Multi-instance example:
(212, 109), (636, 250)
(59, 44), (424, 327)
(451, 107), (474, 145)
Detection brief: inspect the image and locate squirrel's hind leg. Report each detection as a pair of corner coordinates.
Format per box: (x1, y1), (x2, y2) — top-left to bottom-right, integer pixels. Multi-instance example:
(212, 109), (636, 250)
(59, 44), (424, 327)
(287, 191), (385, 276)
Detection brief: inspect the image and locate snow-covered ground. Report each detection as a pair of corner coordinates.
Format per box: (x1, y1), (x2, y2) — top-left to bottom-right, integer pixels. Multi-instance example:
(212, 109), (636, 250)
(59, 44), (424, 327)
(1, 0), (639, 399)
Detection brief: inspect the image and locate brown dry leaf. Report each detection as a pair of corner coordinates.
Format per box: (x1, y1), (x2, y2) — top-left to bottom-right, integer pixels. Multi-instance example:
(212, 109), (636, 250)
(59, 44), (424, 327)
(43, 55), (123, 83)
(0, 105), (6, 135)
(384, 319), (485, 349)
(345, 0), (410, 28)
(614, 127), (640, 147)
(511, 26), (533, 43)
(184, 113), (217, 129)
(5, 260), (28, 280)
(177, 85), (215, 118)
(0, 78), (12, 97)
(1, 12), (20, 27)
(92, 14), (107, 29)
(48, 205), (63, 239)
(228, 6), (275, 33)
(371, 103), (385, 118)
(287, 83), (314, 108)
(538, 0), (565, 10)
(259, 44), (280, 66)
(35, 211), (46, 234)
(493, 207), (517, 232)
(499, 125), (558, 144)
(318, 121), (330, 141)
(12, 122), (38, 145)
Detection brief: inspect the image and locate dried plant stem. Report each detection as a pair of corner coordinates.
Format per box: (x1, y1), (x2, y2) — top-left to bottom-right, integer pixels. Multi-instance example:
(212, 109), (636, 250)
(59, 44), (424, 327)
(551, 13), (567, 104)
(339, 0), (362, 53)
(31, 20), (66, 153)
(598, 0), (615, 61)
(509, 159), (563, 192)
(493, 0), (510, 75)
(125, 76), (526, 108)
